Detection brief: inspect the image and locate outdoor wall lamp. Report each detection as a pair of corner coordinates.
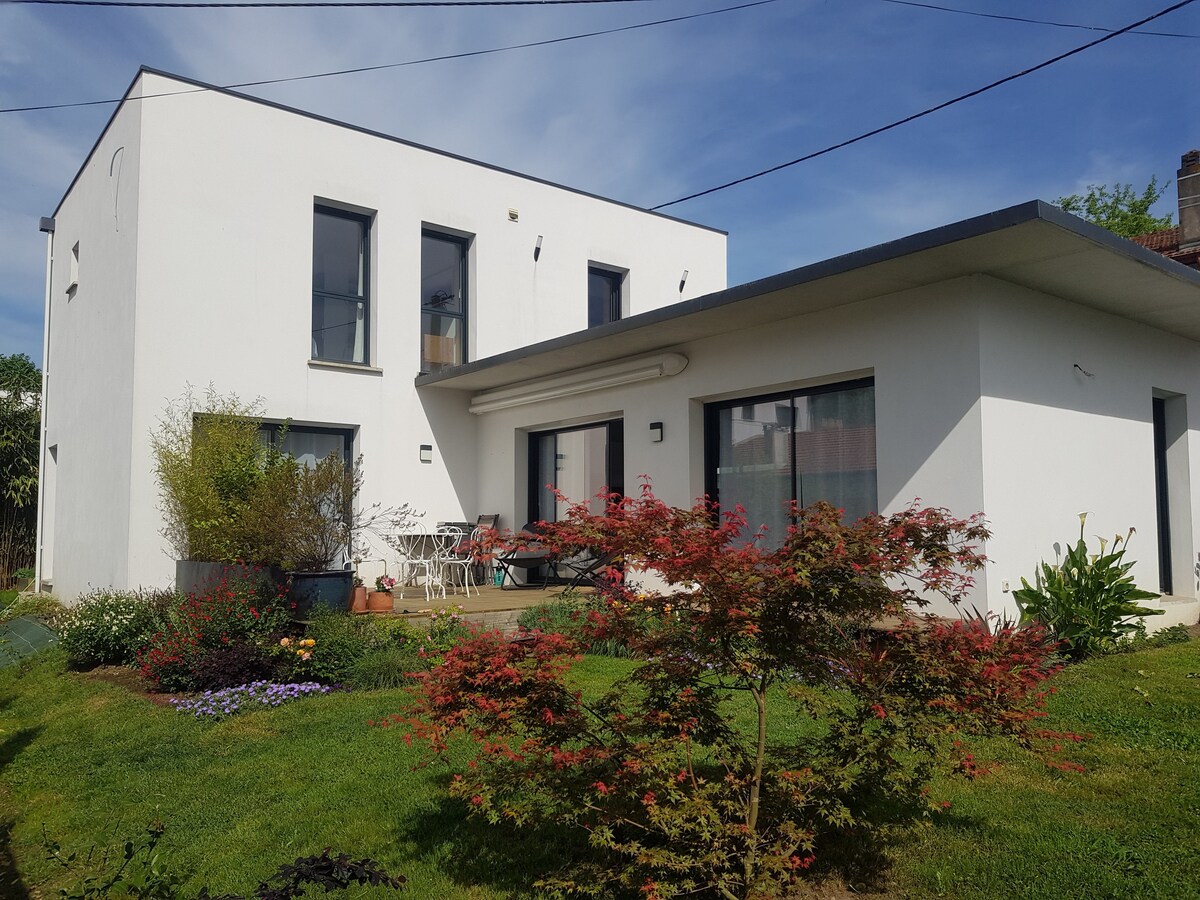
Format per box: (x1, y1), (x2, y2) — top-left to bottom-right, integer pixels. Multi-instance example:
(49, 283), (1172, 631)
(678, 269), (688, 293)
(534, 234), (543, 262)
(650, 421), (663, 443)
(419, 444), (433, 464)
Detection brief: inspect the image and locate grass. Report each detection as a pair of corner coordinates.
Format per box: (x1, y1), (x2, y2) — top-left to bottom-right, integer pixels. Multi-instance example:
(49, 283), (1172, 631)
(0, 640), (1197, 898)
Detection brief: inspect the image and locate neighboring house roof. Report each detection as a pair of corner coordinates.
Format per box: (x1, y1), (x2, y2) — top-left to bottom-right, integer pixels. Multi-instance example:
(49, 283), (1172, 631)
(1131, 226), (1200, 269)
(51, 66), (726, 237)
(731, 427), (877, 475)
(418, 199), (1200, 394)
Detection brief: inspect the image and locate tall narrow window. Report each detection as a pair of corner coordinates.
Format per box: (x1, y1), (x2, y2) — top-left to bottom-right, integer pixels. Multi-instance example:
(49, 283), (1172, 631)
(312, 206), (369, 365)
(1153, 397), (1174, 594)
(588, 266), (623, 327)
(421, 230), (468, 373)
(705, 379), (876, 547)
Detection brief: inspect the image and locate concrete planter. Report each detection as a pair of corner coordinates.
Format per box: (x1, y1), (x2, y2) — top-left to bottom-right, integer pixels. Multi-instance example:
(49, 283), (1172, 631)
(289, 570), (354, 617)
(175, 560), (285, 598)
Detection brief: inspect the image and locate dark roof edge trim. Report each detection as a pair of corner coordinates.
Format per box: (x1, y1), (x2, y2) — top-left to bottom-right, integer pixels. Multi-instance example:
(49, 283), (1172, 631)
(52, 68), (148, 218)
(55, 66), (726, 236)
(416, 199), (1200, 387)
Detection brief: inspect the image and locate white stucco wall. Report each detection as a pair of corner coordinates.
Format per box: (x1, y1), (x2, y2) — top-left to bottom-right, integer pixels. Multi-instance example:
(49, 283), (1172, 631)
(470, 278), (989, 614)
(38, 89), (143, 596)
(43, 70), (727, 598)
(976, 277), (1200, 623)
(467, 274), (1200, 626)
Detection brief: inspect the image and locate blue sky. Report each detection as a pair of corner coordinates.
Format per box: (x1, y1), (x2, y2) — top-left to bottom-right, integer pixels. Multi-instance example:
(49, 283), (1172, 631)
(1, 0), (1197, 364)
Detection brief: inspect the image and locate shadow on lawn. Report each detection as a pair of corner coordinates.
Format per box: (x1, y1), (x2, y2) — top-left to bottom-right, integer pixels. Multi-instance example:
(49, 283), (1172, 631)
(405, 795), (601, 897)
(0, 727), (42, 899)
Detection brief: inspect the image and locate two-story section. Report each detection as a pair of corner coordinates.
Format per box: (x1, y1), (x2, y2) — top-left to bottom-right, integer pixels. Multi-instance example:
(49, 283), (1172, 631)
(38, 67), (727, 599)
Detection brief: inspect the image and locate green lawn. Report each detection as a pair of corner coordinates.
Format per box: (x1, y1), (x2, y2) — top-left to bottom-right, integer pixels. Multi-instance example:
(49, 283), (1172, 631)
(1, 641), (1197, 898)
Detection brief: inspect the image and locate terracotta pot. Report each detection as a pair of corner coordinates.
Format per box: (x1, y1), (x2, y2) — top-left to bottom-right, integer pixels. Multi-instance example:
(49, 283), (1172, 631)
(367, 590), (394, 613)
(351, 586), (368, 613)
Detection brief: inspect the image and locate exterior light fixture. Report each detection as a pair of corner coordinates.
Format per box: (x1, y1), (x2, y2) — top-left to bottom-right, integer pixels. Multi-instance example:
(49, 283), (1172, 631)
(419, 444), (433, 463)
(534, 234), (543, 262)
(649, 421), (663, 443)
(678, 269), (688, 293)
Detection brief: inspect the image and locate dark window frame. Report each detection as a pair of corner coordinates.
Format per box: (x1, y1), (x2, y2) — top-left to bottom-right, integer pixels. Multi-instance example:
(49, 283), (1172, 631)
(527, 419), (625, 525)
(259, 422), (355, 470)
(312, 204), (371, 365)
(1152, 396), (1173, 595)
(421, 228), (470, 374)
(703, 376), (876, 513)
(587, 265), (623, 328)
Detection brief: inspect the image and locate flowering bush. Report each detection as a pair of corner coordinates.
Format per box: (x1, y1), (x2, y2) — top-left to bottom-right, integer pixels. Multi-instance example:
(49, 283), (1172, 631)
(139, 572), (293, 691)
(1013, 513), (1162, 658)
(420, 606), (471, 658)
(395, 486), (1069, 899)
(57, 588), (176, 668)
(170, 680), (338, 720)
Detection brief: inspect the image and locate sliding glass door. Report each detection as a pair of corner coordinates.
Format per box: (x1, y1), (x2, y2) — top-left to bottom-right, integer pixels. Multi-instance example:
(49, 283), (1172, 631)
(706, 379), (876, 546)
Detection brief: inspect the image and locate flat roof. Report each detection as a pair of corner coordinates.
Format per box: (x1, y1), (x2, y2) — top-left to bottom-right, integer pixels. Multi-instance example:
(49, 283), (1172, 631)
(52, 66), (725, 236)
(417, 200), (1200, 393)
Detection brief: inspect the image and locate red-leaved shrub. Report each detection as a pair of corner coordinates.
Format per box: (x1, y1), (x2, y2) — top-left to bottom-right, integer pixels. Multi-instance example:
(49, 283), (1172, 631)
(390, 485), (1071, 899)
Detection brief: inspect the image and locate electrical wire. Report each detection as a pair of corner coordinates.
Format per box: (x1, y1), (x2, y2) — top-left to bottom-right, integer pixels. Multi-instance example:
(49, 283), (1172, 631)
(4, 0), (667, 6)
(650, 0), (1199, 209)
(0, 0), (776, 113)
(880, 0), (1200, 40)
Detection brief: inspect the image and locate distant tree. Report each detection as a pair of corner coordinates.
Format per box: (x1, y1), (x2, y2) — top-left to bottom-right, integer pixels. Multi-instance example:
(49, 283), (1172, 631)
(1054, 178), (1173, 238)
(0, 353), (42, 508)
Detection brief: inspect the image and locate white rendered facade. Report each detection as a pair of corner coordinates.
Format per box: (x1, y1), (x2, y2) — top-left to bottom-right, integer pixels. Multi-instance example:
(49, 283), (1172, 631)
(36, 69), (727, 599)
(424, 207), (1200, 629)
(37, 69), (1200, 633)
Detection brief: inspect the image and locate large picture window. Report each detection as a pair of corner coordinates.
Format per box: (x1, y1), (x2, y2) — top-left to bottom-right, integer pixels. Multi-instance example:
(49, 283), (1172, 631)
(312, 206), (370, 365)
(421, 229), (468, 373)
(705, 379), (876, 546)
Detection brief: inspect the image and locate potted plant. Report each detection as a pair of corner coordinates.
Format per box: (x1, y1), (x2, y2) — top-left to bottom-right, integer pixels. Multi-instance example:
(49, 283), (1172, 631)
(351, 569), (368, 614)
(368, 574), (396, 613)
(152, 387), (287, 597)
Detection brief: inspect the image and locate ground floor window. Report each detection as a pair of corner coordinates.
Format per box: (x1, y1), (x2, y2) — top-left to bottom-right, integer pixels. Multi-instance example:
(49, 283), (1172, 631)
(259, 423), (354, 468)
(528, 420), (624, 524)
(705, 378), (877, 546)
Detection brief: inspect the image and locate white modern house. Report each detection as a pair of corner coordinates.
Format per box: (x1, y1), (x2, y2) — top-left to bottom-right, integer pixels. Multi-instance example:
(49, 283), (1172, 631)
(37, 68), (1200, 630)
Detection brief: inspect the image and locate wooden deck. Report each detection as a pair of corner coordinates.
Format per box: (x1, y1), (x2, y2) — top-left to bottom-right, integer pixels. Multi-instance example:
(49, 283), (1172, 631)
(380, 581), (588, 632)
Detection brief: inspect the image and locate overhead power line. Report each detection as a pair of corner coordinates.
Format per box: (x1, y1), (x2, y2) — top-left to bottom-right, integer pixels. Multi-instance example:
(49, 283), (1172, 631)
(650, 0), (1199, 209)
(880, 0), (1200, 40)
(5, 0), (664, 6)
(0, 0), (776, 113)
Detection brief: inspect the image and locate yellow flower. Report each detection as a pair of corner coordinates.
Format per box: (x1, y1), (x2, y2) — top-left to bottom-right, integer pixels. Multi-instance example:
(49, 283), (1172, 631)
(300, 638), (316, 648)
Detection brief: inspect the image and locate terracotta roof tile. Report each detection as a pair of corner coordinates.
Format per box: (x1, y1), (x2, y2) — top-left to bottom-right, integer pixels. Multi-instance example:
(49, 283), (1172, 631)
(1132, 227), (1180, 252)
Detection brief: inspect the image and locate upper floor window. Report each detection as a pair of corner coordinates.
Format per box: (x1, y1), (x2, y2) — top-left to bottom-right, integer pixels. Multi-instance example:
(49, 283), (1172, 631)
(312, 205), (369, 365)
(588, 265), (623, 327)
(421, 229), (468, 374)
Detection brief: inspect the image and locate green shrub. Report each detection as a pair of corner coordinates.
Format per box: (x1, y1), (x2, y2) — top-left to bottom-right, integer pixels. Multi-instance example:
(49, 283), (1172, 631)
(1114, 622), (1192, 654)
(348, 644), (421, 690)
(58, 589), (178, 669)
(1013, 514), (1162, 659)
(0, 590), (67, 626)
(517, 592), (632, 657)
(280, 611), (423, 685)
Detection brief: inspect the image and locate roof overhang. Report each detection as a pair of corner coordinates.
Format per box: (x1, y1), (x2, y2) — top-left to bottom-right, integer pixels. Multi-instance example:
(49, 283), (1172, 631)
(417, 200), (1200, 394)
